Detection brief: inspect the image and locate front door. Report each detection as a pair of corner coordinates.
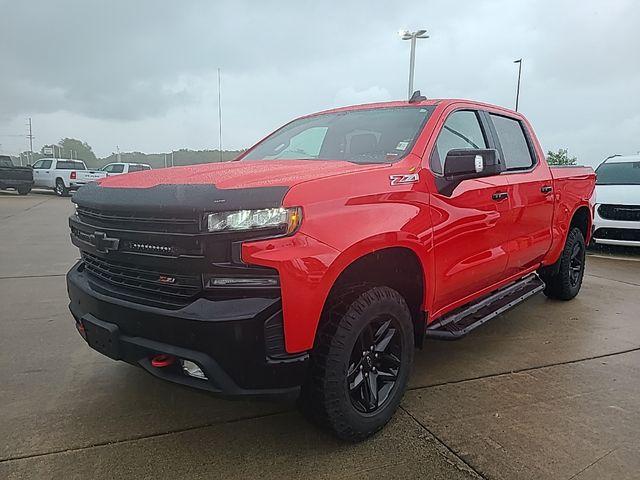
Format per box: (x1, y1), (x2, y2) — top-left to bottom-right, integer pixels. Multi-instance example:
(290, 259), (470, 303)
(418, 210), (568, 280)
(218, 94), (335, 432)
(427, 109), (512, 313)
(32, 159), (53, 188)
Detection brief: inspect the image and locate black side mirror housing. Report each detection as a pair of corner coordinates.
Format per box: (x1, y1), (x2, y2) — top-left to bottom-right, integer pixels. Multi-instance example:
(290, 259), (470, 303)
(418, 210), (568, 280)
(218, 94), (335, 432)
(437, 149), (504, 196)
(444, 148), (503, 178)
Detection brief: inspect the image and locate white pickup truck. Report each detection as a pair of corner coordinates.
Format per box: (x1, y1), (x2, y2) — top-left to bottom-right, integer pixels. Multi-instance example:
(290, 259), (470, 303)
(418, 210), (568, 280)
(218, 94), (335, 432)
(31, 158), (107, 196)
(100, 162), (152, 176)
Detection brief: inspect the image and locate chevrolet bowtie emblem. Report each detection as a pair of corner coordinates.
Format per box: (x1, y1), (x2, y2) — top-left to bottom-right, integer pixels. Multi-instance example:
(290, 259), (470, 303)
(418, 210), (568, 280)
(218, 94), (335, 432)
(92, 231), (120, 253)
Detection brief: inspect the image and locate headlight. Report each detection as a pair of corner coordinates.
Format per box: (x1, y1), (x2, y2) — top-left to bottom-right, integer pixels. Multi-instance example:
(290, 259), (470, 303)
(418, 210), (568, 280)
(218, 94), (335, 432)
(206, 207), (302, 234)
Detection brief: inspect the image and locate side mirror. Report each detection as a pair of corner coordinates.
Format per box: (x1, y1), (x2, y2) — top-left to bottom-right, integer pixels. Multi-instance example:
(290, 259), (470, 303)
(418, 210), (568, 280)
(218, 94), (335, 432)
(27, 164), (32, 168)
(443, 149), (503, 179)
(437, 149), (504, 196)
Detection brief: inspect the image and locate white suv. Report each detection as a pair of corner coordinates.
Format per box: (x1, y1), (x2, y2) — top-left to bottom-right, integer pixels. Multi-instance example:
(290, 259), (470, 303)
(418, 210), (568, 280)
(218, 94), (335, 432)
(592, 155), (640, 247)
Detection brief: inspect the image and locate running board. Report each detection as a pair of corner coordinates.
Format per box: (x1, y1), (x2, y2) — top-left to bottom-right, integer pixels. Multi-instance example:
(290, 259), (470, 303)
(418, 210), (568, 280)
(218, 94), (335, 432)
(425, 273), (545, 340)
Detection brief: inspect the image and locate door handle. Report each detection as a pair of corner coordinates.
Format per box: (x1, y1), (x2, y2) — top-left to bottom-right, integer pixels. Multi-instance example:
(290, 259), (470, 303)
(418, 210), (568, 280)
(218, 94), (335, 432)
(492, 192), (509, 201)
(540, 185), (553, 194)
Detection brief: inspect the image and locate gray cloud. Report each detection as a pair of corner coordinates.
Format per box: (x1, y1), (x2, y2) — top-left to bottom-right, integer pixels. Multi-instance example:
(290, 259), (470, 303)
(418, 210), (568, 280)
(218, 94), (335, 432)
(0, 0), (638, 164)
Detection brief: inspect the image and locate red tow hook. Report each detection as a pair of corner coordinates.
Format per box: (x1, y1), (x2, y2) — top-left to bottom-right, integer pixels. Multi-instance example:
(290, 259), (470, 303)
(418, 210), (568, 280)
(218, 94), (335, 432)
(76, 321), (86, 338)
(151, 354), (175, 368)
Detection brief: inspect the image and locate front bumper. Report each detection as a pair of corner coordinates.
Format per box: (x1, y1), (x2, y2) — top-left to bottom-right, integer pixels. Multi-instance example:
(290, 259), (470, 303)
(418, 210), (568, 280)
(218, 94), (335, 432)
(592, 204), (640, 247)
(67, 261), (309, 396)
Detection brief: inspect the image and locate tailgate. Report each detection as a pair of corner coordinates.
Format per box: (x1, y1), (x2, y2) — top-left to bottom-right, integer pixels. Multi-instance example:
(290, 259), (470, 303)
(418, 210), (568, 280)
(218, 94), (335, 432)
(78, 170), (107, 182)
(0, 166), (34, 182)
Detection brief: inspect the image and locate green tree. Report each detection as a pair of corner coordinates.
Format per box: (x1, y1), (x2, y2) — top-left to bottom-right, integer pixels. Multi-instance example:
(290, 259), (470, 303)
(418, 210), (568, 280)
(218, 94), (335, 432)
(546, 148), (577, 166)
(57, 138), (99, 167)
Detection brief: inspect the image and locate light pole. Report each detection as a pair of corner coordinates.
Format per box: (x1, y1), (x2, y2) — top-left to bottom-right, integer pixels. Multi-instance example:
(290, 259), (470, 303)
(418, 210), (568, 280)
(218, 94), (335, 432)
(514, 58), (523, 112)
(400, 29), (429, 100)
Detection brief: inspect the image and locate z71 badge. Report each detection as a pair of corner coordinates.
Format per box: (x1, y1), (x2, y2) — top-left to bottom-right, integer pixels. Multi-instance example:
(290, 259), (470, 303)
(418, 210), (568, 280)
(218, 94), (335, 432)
(389, 173), (420, 186)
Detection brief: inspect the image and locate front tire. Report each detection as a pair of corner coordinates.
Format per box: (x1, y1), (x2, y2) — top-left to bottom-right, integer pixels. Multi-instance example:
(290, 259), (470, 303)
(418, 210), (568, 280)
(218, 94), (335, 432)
(299, 286), (414, 442)
(54, 178), (69, 197)
(541, 227), (586, 300)
(17, 185), (31, 195)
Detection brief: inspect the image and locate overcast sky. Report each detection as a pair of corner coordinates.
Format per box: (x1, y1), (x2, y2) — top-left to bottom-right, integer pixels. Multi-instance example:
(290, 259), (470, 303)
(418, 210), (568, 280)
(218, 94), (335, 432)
(1, 0), (639, 165)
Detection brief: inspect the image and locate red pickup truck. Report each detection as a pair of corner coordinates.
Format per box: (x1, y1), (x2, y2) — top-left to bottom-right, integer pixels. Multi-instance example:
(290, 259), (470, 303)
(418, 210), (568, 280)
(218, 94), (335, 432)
(67, 98), (595, 441)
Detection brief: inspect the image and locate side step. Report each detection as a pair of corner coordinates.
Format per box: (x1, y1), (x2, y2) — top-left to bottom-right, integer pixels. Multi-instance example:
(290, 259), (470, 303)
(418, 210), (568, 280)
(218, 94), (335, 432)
(425, 273), (545, 340)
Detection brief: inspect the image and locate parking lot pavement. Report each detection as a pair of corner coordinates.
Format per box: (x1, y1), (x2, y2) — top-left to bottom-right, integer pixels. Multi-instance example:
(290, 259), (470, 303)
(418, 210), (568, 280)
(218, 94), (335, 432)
(1, 192), (639, 479)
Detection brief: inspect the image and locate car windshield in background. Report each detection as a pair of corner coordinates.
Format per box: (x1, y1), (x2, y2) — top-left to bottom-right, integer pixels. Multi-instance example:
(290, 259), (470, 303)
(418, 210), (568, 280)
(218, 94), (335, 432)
(596, 161), (640, 185)
(57, 161), (86, 170)
(242, 107), (434, 164)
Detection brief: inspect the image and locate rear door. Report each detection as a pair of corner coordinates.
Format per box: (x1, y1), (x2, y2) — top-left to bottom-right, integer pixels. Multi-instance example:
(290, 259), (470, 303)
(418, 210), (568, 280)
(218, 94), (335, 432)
(428, 109), (512, 312)
(487, 113), (554, 275)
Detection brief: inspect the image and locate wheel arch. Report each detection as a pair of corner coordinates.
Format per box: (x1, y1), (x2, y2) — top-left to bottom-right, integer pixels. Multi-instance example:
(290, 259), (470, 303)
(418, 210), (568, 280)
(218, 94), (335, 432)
(570, 205), (591, 244)
(319, 243), (429, 348)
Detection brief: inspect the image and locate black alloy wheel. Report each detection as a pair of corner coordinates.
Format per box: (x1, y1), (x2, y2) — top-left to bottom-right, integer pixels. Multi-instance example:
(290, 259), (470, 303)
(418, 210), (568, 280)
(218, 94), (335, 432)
(347, 316), (402, 414)
(568, 241), (584, 288)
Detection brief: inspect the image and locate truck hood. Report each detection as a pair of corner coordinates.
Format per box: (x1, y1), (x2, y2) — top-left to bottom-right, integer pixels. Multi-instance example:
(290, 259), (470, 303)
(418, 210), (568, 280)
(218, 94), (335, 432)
(595, 184), (640, 206)
(97, 160), (385, 190)
(73, 160), (386, 214)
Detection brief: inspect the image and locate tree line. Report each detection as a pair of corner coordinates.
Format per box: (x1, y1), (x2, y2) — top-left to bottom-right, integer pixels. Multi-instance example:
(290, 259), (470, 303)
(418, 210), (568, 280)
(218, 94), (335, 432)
(10, 138), (243, 168)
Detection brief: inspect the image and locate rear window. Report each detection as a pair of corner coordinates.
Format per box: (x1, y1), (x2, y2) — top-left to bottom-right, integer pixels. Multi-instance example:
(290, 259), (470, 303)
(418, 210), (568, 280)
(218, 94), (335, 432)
(0, 156), (14, 167)
(128, 164), (150, 172)
(490, 114), (534, 170)
(57, 161), (86, 170)
(596, 161), (640, 185)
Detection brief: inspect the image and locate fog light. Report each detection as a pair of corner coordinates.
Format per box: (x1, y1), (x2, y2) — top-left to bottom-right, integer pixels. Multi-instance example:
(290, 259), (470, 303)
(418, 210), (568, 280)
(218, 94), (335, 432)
(181, 360), (207, 380)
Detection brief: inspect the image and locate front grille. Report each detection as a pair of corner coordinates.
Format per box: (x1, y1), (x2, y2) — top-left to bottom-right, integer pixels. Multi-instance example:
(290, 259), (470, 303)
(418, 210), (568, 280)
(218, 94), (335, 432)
(598, 204), (640, 222)
(593, 228), (640, 242)
(76, 206), (201, 233)
(82, 252), (201, 300)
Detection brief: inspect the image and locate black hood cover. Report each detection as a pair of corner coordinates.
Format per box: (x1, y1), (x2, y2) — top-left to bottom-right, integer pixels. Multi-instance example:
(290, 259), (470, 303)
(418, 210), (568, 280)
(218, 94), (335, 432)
(72, 182), (289, 215)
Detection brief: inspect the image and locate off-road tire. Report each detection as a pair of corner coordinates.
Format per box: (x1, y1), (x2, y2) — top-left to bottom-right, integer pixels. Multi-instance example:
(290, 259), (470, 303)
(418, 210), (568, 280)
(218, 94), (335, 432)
(299, 286), (414, 442)
(541, 227), (586, 300)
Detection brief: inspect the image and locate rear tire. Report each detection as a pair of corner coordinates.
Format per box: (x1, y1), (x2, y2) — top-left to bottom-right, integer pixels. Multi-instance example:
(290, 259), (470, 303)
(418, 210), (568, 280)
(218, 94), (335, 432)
(541, 227), (586, 300)
(299, 286), (414, 442)
(17, 185), (31, 195)
(54, 178), (69, 197)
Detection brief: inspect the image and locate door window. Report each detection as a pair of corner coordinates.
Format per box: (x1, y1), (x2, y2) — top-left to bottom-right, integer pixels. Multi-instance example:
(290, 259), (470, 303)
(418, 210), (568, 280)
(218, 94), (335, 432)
(33, 159), (52, 169)
(431, 111), (487, 174)
(490, 114), (534, 170)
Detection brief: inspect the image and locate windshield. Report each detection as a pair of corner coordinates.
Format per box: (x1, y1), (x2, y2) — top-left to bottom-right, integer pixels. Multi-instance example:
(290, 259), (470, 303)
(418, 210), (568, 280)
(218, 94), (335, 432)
(596, 161), (640, 185)
(242, 106), (434, 164)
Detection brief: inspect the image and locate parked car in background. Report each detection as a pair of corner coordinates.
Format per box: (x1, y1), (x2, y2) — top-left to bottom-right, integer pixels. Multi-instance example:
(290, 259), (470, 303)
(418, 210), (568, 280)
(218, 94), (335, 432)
(593, 154), (640, 247)
(0, 155), (33, 195)
(66, 98), (596, 441)
(101, 162), (152, 176)
(31, 158), (107, 196)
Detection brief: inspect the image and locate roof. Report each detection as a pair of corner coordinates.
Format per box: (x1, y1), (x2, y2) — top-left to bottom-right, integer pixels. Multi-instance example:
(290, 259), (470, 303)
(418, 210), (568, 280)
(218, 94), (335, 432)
(603, 154), (640, 163)
(300, 98), (520, 120)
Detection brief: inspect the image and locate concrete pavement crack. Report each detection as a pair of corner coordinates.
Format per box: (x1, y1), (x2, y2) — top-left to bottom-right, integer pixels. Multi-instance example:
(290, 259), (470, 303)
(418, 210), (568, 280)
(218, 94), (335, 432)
(566, 447), (616, 480)
(400, 406), (486, 479)
(0, 197), (53, 223)
(0, 409), (289, 464)
(585, 273), (640, 287)
(408, 346), (640, 392)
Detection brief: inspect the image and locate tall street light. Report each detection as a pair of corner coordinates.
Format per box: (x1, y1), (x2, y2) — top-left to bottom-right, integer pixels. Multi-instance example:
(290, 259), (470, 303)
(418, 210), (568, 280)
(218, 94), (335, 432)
(514, 58), (523, 112)
(400, 29), (429, 100)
